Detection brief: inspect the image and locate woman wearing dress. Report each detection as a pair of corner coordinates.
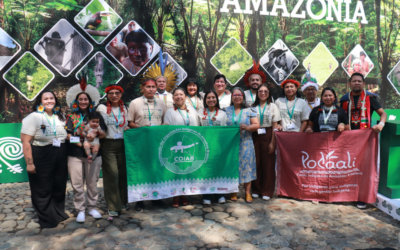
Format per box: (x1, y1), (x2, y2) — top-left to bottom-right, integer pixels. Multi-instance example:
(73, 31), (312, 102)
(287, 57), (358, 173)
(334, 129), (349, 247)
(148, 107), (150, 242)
(164, 87), (200, 207)
(96, 84), (130, 216)
(275, 79), (309, 132)
(225, 87), (260, 203)
(251, 84), (281, 201)
(21, 91), (69, 228)
(198, 90), (228, 205)
(184, 78), (204, 111)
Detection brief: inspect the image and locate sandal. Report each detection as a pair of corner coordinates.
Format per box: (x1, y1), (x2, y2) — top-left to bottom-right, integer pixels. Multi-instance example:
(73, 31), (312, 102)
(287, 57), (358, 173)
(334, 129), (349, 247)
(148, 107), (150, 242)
(230, 193), (237, 201)
(245, 194), (253, 203)
(181, 196), (189, 206)
(172, 196), (180, 208)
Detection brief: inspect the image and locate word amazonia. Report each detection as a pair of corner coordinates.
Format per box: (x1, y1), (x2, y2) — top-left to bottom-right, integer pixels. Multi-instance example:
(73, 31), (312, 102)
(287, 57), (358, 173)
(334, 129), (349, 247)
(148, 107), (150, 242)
(220, 0), (368, 24)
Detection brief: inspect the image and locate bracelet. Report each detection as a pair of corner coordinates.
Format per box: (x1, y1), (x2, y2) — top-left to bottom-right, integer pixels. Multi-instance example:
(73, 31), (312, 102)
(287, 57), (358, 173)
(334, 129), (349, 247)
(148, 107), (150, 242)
(379, 121), (385, 127)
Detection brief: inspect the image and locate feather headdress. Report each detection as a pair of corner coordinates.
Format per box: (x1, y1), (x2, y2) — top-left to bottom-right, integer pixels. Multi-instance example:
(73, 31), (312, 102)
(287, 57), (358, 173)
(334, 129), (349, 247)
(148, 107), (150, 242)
(243, 59), (267, 87)
(66, 72), (101, 110)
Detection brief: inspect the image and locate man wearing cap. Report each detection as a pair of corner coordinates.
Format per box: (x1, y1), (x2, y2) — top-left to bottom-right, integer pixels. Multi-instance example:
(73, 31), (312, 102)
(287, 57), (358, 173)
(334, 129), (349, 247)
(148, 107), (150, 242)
(301, 71), (320, 113)
(340, 72), (387, 209)
(122, 29), (154, 75)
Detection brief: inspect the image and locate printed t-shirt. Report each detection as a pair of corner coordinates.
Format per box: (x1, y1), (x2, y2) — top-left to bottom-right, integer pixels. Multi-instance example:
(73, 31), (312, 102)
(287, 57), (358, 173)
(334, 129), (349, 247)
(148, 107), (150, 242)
(244, 90), (256, 106)
(155, 91), (174, 109)
(21, 112), (68, 146)
(185, 96), (204, 111)
(127, 96), (167, 126)
(97, 104), (129, 139)
(309, 105), (349, 132)
(198, 108), (227, 126)
(164, 106), (199, 126)
(275, 97), (309, 132)
(255, 103), (281, 128)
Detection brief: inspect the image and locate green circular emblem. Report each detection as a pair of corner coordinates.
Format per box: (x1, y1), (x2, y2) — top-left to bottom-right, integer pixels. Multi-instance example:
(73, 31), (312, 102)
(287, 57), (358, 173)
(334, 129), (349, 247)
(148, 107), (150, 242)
(159, 128), (209, 174)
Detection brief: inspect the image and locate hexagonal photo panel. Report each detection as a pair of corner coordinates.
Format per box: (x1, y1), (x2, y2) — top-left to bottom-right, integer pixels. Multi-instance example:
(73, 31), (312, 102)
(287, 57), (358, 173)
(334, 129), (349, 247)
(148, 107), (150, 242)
(261, 39), (299, 85)
(3, 52), (54, 101)
(34, 19), (94, 77)
(106, 20), (161, 76)
(210, 37), (253, 85)
(342, 44), (374, 78)
(387, 60), (400, 95)
(75, 52), (123, 99)
(0, 27), (21, 71)
(74, 0), (123, 44)
(302, 42), (338, 85)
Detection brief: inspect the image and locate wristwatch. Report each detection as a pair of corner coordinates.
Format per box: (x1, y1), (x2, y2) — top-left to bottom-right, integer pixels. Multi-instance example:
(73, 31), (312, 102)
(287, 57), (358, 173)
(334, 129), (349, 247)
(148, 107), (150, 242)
(379, 121), (385, 127)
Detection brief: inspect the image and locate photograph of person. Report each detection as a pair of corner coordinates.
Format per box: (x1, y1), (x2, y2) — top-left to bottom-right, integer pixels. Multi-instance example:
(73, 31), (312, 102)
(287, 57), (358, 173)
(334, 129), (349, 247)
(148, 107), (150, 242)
(342, 44), (374, 77)
(0, 27), (21, 71)
(106, 21), (160, 76)
(260, 39), (299, 85)
(34, 19), (93, 77)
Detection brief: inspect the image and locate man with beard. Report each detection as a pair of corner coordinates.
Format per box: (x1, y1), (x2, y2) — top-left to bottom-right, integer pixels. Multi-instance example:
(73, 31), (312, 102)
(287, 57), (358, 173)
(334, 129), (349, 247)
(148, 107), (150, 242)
(244, 60), (267, 106)
(122, 29), (154, 75)
(340, 72), (387, 209)
(301, 71), (320, 113)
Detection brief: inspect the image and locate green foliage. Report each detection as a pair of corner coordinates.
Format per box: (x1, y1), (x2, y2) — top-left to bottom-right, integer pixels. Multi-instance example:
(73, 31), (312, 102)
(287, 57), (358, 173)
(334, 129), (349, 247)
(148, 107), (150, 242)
(4, 53), (53, 100)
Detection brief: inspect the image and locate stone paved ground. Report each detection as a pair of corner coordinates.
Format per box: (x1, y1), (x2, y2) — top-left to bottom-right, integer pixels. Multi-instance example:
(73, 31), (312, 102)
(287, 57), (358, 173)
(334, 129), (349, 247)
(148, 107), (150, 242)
(1, 180), (400, 250)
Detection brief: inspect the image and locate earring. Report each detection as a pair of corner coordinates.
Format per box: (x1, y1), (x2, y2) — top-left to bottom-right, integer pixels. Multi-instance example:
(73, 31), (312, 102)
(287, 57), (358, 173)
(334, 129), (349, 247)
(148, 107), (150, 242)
(89, 101), (95, 112)
(53, 106), (61, 114)
(37, 104), (44, 113)
(70, 100), (79, 112)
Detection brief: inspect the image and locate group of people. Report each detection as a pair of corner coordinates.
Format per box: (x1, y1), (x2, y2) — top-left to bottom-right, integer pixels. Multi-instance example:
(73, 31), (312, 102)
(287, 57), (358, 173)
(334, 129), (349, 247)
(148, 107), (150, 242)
(20, 60), (387, 229)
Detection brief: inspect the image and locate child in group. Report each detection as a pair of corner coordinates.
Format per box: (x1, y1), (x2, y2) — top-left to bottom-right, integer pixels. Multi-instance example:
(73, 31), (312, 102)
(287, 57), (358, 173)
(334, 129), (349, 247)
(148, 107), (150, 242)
(82, 112), (105, 163)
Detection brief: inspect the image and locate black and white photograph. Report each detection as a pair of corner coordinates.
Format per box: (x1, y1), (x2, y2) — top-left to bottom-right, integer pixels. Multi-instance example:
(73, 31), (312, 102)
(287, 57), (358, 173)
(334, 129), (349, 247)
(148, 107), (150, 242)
(0, 27), (21, 71)
(106, 20), (160, 76)
(260, 39), (299, 85)
(34, 19), (93, 77)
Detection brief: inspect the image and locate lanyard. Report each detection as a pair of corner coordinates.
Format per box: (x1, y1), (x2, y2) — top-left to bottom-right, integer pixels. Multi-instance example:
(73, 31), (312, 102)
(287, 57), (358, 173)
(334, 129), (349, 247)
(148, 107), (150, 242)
(258, 103), (268, 125)
(145, 97), (156, 123)
(74, 114), (86, 134)
(286, 97), (297, 120)
(232, 108), (243, 125)
(177, 108), (189, 126)
(44, 113), (57, 137)
(157, 93), (167, 104)
(322, 106), (334, 125)
(111, 108), (121, 128)
(207, 108), (216, 126)
(250, 91), (254, 103)
(219, 93), (226, 102)
(189, 97), (197, 110)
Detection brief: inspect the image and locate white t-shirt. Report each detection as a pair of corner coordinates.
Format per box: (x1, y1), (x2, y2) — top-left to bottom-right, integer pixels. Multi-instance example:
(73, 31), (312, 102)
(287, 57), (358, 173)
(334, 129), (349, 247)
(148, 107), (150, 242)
(254, 103), (281, 128)
(244, 90), (256, 106)
(185, 96), (204, 111)
(164, 106), (200, 126)
(275, 97), (309, 132)
(306, 97), (321, 113)
(155, 91), (174, 109)
(218, 93), (231, 109)
(21, 112), (68, 146)
(197, 108), (227, 126)
(127, 96), (167, 126)
(97, 104), (129, 139)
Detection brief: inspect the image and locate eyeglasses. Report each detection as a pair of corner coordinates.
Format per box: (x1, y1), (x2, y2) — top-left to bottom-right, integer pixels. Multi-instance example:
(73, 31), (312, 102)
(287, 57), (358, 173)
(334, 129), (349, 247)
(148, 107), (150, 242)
(108, 92), (121, 96)
(232, 94), (243, 97)
(258, 91), (269, 94)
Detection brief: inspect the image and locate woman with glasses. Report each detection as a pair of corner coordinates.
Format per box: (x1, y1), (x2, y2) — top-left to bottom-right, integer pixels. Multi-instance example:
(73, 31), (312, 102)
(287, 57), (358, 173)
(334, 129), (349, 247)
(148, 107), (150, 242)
(225, 87), (260, 203)
(251, 84), (281, 201)
(96, 84), (130, 217)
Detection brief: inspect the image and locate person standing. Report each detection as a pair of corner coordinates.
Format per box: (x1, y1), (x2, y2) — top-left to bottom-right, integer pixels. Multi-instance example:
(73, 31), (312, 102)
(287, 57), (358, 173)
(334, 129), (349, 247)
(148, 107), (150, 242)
(214, 74), (231, 109)
(251, 84), (281, 201)
(243, 61), (266, 106)
(21, 91), (69, 228)
(155, 76), (174, 109)
(225, 87), (260, 203)
(184, 78), (204, 111)
(127, 78), (167, 211)
(66, 75), (105, 222)
(275, 79), (309, 132)
(340, 73), (387, 209)
(301, 71), (320, 113)
(164, 87), (200, 207)
(97, 84), (129, 216)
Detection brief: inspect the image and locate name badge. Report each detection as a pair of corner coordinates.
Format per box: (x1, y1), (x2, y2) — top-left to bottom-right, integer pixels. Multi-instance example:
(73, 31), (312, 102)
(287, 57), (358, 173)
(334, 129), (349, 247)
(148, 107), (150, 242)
(257, 128), (266, 134)
(151, 124), (156, 126)
(114, 133), (123, 139)
(53, 139), (61, 147)
(286, 123), (296, 130)
(70, 136), (80, 143)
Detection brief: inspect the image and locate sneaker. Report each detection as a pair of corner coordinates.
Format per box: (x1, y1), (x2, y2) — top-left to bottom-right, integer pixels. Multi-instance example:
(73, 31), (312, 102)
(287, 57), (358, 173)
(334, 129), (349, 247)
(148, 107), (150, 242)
(218, 197), (226, 204)
(252, 194), (259, 198)
(357, 202), (366, 209)
(76, 211), (85, 223)
(262, 196), (270, 201)
(312, 200), (319, 204)
(135, 201), (144, 211)
(88, 209), (102, 219)
(108, 210), (118, 217)
(203, 199), (211, 205)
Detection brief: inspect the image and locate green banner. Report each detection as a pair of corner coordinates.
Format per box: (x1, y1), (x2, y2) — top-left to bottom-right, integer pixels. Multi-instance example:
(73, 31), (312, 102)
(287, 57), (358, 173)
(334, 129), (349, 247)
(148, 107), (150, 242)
(0, 123), (28, 184)
(125, 126), (240, 202)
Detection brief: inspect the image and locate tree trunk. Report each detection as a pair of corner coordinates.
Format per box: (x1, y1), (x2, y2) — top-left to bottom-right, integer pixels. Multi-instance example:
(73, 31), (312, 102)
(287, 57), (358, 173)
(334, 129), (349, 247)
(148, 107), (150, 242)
(71, 31), (91, 70)
(94, 53), (104, 89)
(0, 0), (4, 27)
(246, 14), (258, 58)
(157, 15), (163, 46)
(239, 21), (244, 45)
(359, 22), (365, 48)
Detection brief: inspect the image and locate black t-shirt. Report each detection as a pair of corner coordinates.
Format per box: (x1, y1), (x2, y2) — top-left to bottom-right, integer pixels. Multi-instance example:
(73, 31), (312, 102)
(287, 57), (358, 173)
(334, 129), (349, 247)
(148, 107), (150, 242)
(66, 113), (107, 157)
(340, 95), (381, 130)
(309, 105), (349, 132)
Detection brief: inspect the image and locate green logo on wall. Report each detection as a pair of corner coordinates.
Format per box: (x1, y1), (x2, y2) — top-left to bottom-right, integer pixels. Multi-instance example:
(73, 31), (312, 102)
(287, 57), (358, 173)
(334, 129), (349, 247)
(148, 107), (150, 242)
(159, 128), (209, 174)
